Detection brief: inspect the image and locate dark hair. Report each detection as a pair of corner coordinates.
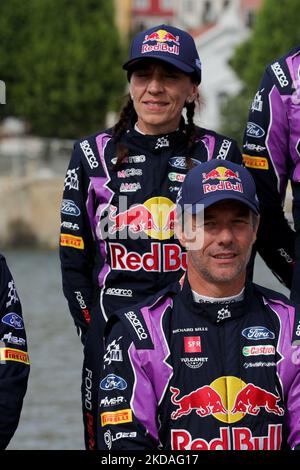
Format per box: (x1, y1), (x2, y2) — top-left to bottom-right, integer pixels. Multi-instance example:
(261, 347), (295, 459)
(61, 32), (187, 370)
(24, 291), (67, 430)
(112, 96), (198, 170)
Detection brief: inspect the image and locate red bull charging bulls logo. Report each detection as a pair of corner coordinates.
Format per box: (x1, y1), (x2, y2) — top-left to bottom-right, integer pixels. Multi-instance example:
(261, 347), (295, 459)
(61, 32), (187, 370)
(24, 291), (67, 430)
(142, 29), (180, 56)
(201, 166), (243, 195)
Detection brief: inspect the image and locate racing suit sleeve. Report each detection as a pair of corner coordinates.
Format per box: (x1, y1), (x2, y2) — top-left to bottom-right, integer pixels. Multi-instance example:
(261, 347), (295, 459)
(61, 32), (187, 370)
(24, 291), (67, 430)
(60, 142), (97, 345)
(0, 256), (29, 449)
(242, 69), (295, 289)
(98, 319), (158, 450)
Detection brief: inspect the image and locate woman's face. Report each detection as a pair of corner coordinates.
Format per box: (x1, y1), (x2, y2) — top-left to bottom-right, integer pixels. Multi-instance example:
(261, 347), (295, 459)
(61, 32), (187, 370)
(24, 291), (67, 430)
(129, 61), (198, 135)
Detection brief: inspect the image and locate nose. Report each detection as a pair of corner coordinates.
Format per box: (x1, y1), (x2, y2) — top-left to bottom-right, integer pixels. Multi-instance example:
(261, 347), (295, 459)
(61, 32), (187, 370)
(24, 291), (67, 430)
(147, 72), (164, 94)
(217, 225), (234, 246)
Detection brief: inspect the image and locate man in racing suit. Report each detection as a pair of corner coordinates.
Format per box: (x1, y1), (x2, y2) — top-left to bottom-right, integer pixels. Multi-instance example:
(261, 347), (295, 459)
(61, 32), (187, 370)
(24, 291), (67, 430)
(98, 160), (300, 450)
(60, 24), (242, 449)
(243, 46), (300, 301)
(0, 254), (29, 449)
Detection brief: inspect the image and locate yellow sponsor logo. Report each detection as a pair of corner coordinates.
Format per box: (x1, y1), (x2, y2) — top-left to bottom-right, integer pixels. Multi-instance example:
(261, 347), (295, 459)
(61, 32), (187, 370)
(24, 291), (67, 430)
(0, 347), (30, 365)
(60, 234), (84, 249)
(101, 409), (132, 426)
(243, 154), (269, 170)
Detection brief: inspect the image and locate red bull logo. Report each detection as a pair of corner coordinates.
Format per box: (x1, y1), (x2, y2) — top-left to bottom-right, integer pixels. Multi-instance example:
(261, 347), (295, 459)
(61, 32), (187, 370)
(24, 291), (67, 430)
(142, 29), (180, 56)
(170, 386), (227, 420)
(202, 166), (241, 183)
(231, 383), (284, 416)
(171, 424), (282, 450)
(108, 197), (176, 241)
(170, 377), (284, 423)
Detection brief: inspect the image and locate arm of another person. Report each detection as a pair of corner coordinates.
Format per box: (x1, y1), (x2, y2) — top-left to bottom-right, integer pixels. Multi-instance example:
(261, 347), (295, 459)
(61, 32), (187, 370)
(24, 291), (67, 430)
(98, 318), (159, 450)
(243, 68), (295, 288)
(60, 142), (97, 345)
(0, 256), (29, 449)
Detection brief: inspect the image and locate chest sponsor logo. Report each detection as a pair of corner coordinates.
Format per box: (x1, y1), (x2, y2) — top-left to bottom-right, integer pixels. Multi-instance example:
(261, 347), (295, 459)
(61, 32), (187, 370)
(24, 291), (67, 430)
(100, 396), (126, 408)
(111, 155), (146, 165)
(103, 337), (123, 367)
(108, 197), (176, 240)
(0, 347), (30, 365)
(100, 374), (127, 391)
(271, 62), (289, 88)
(243, 345), (275, 356)
(101, 409), (132, 427)
(64, 168), (79, 191)
(246, 122), (265, 138)
(110, 243), (187, 272)
(6, 280), (19, 308)
(243, 361), (276, 369)
(61, 199), (81, 217)
(180, 357), (208, 369)
(170, 378), (283, 424)
(124, 311), (147, 340)
(169, 157), (186, 169)
(243, 142), (266, 152)
(155, 136), (169, 150)
(217, 307), (231, 322)
(80, 140), (99, 169)
(2, 313), (24, 330)
(168, 172), (186, 183)
(184, 336), (201, 353)
(169, 185), (181, 193)
(1, 332), (26, 346)
(216, 139), (231, 160)
(242, 326), (275, 340)
(171, 424), (282, 450)
(117, 168), (143, 178)
(60, 234), (84, 249)
(120, 182), (141, 193)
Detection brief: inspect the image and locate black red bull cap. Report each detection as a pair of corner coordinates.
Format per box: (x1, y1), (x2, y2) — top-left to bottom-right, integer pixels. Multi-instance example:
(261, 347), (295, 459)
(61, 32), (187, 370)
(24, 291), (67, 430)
(123, 24), (202, 84)
(176, 160), (260, 215)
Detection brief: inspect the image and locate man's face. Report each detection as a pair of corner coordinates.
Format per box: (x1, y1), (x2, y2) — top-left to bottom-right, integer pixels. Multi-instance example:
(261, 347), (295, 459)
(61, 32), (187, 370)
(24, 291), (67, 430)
(129, 60), (197, 135)
(179, 200), (258, 290)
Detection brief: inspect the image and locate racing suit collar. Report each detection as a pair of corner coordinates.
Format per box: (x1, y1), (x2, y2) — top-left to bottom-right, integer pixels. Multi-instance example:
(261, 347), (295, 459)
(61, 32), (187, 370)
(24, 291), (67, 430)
(179, 276), (254, 324)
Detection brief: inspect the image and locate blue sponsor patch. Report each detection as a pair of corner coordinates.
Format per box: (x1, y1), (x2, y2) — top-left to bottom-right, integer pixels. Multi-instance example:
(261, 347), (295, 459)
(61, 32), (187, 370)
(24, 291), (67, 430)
(246, 122), (265, 138)
(100, 374), (127, 391)
(61, 199), (81, 217)
(242, 326), (275, 341)
(169, 157), (186, 169)
(2, 313), (24, 330)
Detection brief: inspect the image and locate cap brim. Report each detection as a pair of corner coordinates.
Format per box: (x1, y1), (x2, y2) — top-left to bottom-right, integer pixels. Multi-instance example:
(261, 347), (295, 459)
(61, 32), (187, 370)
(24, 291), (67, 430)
(123, 56), (198, 78)
(183, 194), (260, 215)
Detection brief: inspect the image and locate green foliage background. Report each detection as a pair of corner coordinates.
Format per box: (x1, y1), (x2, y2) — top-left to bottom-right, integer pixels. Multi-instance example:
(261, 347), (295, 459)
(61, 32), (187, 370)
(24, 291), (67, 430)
(0, 0), (126, 138)
(220, 0), (300, 146)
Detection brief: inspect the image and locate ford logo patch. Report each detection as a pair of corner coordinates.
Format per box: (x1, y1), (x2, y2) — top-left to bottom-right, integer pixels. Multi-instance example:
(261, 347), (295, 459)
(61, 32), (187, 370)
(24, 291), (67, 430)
(100, 374), (127, 391)
(169, 157), (186, 169)
(61, 199), (81, 217)
(246, 122), (265, 138)
(242, 326), (275, 341)
(2, 313), (24, 330)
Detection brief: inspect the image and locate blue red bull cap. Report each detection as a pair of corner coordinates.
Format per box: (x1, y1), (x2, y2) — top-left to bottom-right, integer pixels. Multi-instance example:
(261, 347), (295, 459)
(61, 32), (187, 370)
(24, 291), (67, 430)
(176, 160), (260, 215)
(123, 24), (202, 84)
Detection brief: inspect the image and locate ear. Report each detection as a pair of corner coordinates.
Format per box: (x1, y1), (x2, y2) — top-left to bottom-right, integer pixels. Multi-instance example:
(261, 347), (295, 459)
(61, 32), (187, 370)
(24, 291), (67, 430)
(174, 217), (188, 248)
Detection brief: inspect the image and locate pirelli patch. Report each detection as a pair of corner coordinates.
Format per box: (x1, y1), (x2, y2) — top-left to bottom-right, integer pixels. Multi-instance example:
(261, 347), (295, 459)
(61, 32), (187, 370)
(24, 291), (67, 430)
(101, 409), (132, 426)
(60, 234), (84, 249)
(243, 154), (269, 170)
(0, 347), (30, 365)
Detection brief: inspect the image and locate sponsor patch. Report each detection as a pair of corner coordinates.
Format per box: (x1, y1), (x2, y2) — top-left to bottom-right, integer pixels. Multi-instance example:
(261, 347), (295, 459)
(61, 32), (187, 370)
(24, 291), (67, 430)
(60, 234), (84, 249)
(100, 374), (127, 391)
(0, 347), (29, 365)
(101, 409), (132, 426)
(242, 327), (275, 341)
(243, 154), (269, 170)
(184, 336), (201, 353)
(243, 345), (275, 356)
(2, 313), (24, 330)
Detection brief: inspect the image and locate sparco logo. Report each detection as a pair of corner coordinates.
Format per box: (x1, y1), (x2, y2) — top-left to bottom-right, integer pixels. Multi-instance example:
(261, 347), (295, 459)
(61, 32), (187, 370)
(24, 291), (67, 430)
(271, 62), (289, 88)
(106, 288), (132, 297)
(216, 139), (231, 160)
(124, 311), (148, 340)
(80, 140), (99, 169)
(75, 291), (87, 309)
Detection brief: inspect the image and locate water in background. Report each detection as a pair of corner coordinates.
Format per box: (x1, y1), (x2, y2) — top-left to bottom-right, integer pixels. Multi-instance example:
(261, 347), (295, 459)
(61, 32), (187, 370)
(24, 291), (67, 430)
(3, 249), (289, 450)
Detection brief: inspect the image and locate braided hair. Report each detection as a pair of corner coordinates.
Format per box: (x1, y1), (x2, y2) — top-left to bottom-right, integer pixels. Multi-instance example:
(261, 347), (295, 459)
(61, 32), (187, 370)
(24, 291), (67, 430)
(112, 94), (198, 170)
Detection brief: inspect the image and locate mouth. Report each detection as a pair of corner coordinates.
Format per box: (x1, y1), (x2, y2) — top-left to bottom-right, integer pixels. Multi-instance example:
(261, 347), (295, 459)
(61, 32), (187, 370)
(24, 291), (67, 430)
(212, 253), (237, 263)
(143, 100), (169, 110)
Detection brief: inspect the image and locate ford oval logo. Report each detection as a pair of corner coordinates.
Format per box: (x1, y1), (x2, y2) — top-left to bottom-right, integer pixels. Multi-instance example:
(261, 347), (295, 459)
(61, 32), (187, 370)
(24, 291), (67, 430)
(246, 122), (265, 138)
(100, 374), (127, 391)
(169, 157), (186, 169)
(61, 199), (81, 217)
(2, 313), (24, 330)
(242, 326), (275, 341)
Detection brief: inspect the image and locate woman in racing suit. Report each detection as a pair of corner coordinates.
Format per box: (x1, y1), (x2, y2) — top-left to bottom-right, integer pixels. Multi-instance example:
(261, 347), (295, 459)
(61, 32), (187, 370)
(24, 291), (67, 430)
(59, 23), (242, 449)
